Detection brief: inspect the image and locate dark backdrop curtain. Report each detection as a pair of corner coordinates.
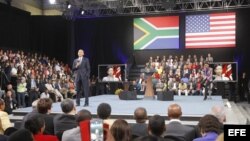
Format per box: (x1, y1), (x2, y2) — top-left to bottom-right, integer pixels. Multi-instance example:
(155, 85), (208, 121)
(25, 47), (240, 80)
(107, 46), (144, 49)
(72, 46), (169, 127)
(74, 17), (134, 75)
(30, 16), (70, 64)
(0, 3), (30, 51)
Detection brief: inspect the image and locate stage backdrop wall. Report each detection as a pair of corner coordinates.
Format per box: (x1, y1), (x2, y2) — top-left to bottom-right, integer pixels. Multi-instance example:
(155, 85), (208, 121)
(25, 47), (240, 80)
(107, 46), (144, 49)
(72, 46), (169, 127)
(0, 3), (70, 64)
(74, 9), (250, 75)
(1, 2), (250, 75)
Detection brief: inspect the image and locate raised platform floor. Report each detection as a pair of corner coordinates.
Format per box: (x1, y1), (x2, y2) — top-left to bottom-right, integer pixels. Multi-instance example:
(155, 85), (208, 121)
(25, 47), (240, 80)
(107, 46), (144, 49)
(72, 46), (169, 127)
(11, 95), (249, 125)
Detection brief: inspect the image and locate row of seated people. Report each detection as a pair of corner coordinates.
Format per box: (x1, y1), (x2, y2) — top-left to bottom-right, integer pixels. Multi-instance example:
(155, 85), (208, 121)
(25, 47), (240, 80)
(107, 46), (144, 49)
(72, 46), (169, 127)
(145, 53), (213, 71)
(0, 49), (74, 108)
(134, 54), (214, 96)
(0, 98), (225, 141)
(0, 76), (76, 114)
(134, 72), (214, 96)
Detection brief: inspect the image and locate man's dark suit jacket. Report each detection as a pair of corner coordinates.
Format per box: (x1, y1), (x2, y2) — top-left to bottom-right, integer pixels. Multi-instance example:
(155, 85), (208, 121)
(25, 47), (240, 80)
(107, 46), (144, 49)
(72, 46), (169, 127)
(131, 123), (148, 137)
(73, 57), (90, 80)
(21, 112), (55, 135)
(163, 121), (196, 141)
(53, 114), (77, 135)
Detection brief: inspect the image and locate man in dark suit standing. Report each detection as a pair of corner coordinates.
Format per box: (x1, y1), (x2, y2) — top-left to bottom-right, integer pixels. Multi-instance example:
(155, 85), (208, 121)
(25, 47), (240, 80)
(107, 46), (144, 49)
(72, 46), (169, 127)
(73, 49), (90, 106)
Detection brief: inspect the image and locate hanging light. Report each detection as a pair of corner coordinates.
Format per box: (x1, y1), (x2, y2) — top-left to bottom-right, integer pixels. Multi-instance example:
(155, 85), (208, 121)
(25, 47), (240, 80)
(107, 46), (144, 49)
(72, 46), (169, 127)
(49, 0), (56, 4)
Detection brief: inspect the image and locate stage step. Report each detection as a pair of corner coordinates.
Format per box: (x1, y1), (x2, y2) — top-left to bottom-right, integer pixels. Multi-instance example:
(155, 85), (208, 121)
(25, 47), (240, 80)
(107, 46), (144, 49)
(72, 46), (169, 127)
(128, 64), (145, 81)
(238, 106), (250, 124)
(226, 101), (248, 124)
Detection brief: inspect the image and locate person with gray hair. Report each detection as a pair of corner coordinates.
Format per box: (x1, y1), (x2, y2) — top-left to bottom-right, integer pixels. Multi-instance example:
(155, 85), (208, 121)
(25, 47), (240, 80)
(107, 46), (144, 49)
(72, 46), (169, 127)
(210, 105), (226, 123)
(62, 109), (92, 141)
(20, 99), (39, 128)
(53, 98), (77, 140)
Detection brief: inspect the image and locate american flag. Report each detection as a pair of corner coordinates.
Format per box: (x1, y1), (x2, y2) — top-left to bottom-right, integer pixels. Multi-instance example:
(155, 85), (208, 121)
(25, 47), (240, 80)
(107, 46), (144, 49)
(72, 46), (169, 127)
(185, 12), (235, 48)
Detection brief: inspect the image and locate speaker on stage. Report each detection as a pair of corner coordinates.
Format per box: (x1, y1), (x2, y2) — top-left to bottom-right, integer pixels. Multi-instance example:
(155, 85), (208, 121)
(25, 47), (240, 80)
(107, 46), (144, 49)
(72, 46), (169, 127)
(119, 90), (137, 100)
(157, 91), (174, 101)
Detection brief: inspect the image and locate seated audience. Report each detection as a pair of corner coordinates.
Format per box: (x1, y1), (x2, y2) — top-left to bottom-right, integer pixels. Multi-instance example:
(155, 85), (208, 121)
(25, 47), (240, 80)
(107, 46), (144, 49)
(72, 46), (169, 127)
(40, 88), (50, 99)
(3, 127), (18, 136)
(178, 80), (188, 96)
(21, 99), (39, 128)
(0, 99), (12, 134)
(25, 115), (58, 141)
(148, 115), (166, 141)
(97, 103), (114, 128)
(193, 114), (222, 141)
(3, 90), (17, 114)
(8, 129), (33, 141)
(53, 99), (77, 140)
(163, 103), (196, 141)
(131, 107), (148, 139)
(216, 133), (224, 141)
(110, 119), (131, 141)
(62, 109), (92, 141)
(210, 105), (226, 124)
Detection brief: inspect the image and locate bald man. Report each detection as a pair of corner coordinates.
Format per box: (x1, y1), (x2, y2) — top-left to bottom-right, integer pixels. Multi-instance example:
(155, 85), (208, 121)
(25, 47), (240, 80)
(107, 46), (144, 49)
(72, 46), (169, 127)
(73, 49), (90, 106)
(163, 103), (196, 141)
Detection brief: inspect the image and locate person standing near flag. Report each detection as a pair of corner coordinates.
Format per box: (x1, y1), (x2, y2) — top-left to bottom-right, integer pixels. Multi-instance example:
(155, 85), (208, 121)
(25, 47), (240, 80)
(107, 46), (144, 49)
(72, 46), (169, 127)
(73, 49), (90, 107)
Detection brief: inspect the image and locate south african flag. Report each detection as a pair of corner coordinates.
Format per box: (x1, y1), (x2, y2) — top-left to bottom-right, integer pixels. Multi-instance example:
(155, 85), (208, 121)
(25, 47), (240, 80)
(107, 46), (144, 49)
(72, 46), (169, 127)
(134, 16), (179, 50)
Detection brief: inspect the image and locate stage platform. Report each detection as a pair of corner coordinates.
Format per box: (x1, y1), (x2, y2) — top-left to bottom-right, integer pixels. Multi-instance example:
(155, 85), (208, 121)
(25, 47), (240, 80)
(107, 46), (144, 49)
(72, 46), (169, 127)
(12, 95), (249, 125)
(12, 95), (234, 125)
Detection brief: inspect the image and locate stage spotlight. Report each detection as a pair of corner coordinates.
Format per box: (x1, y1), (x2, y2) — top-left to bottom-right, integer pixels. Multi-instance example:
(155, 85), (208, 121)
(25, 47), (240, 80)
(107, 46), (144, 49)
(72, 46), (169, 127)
(66, 1), (71, 9)
(49, 0), (55, 4)
(80, 9), (85, 15)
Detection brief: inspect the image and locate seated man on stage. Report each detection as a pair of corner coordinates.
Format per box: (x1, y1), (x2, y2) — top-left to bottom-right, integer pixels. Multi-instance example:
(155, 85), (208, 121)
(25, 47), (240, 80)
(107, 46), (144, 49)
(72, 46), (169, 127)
(102, 67), (120, 82)
(178, 80), (188, 96)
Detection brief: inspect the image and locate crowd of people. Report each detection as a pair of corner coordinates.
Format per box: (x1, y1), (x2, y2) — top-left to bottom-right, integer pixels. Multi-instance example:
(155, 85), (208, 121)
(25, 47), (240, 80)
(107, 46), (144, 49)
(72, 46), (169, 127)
(0, 97), (225, 141)
(134, 54), (215, 99)
(0, 49), (76, 112)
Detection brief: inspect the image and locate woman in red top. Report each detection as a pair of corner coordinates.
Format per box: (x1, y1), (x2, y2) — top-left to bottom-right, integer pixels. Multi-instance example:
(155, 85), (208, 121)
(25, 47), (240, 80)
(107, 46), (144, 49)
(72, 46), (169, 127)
(24, 115), (58, 141)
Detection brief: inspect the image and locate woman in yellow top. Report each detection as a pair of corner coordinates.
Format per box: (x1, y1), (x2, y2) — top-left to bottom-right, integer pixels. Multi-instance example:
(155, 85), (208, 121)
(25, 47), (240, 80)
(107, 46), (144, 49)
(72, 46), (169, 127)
(0, 98), (12, 134)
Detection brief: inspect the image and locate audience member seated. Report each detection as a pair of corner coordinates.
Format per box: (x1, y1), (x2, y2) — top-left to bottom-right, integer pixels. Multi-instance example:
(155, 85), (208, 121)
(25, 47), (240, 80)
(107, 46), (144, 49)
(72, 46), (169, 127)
(20, 99), (39, 128)
(40, 88), (50, 99)
(110, 119), (131, 141)
(0, 134), (8, 141)
(97, 103), (114, 128)
(62, 109), (92, 141)
(163, 103), (196, 141)
(133, 135), (159, 141)
(3, 90), (17, 114)
(45, 79), (63, 102)
(131, 107), (148, 139)
(8, 129), (33, 141)
(27, 75), (40, 107)
(0, 99), (12, 134)
(36, 98), (54, 135)
(216, 133), (224, 141)
(24, 115), (58, 141)
(147, 115), (166, 141)
(178, 80), (188, 96)
(155, 79), (165, 94)
(210, 105), (226, 127)
(3, 127), (17, 136)
(53, 99), (77, 140)
(135, 73), (146, 92)
(193, 114), (222, 141)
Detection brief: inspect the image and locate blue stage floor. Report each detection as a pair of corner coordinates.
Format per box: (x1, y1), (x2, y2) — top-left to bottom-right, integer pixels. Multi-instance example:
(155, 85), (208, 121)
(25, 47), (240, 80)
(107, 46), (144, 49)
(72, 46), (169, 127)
(13, 95), (224, 121)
